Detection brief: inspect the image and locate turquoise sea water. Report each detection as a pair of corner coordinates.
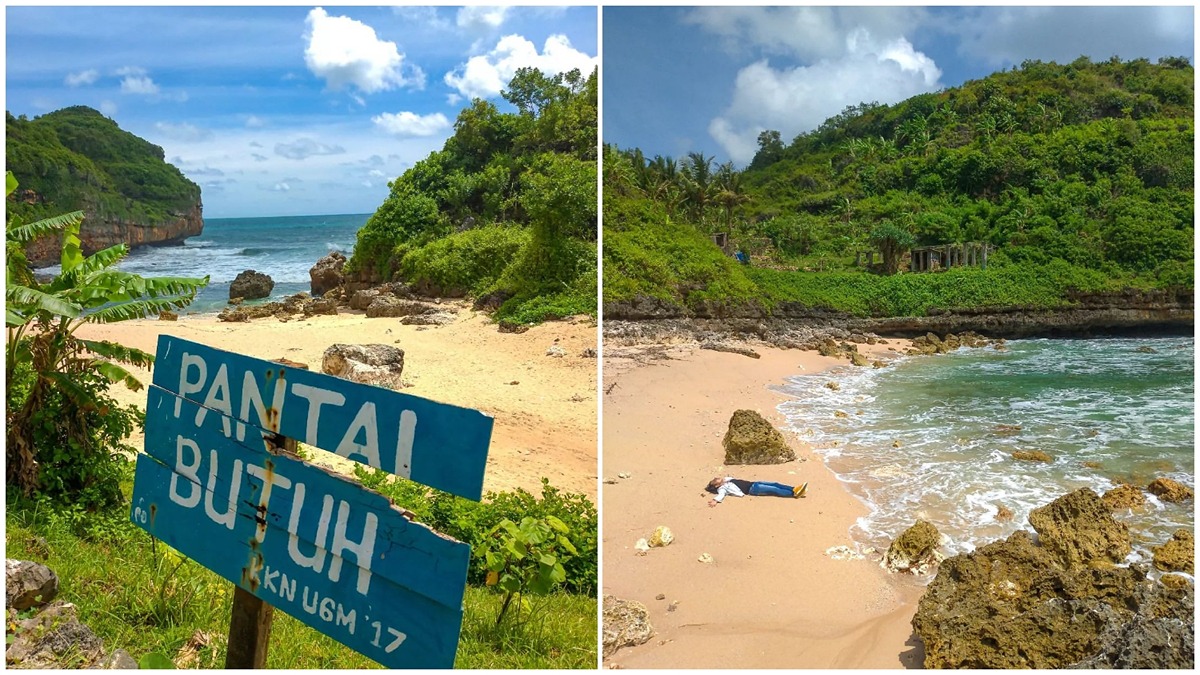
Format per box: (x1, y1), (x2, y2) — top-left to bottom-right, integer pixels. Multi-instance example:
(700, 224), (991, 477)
(775, 336), (1195, 563)
(41, 213), (369, 313)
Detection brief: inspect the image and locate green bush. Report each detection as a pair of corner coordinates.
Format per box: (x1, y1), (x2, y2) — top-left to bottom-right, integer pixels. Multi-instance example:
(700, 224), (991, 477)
(399, 225), (531, 297)
(355, 469), (597, 596)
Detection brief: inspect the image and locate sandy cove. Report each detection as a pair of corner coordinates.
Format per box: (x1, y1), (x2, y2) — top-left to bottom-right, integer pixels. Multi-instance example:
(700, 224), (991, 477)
(76, 305), (598, 500)
(601, 341), (925, 668)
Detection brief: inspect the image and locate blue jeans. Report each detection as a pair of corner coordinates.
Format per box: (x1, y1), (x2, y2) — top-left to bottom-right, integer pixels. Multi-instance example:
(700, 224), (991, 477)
(748, 481), (794, 498)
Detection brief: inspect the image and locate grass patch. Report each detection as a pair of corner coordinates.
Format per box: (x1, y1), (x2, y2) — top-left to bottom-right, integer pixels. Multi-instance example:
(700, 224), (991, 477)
(5, 475), (597, 669)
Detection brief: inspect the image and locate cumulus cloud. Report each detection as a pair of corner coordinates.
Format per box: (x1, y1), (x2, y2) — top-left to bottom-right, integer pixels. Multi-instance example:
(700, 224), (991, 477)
(117, 66), (159, 95)
(304, 7), (424, 94)
(154, 121), (212, 142)
(245, 115), (265, 128)
(99, 100), (118, 117)
(274, 137), (346, 160)
(444, 34), (596, 101)
(686, 6), (927, 61)
(709, 28), (942, 164)
(372, 111), (451, 137)
(456, 6), (510, 32)
(64, 69), (98, 87)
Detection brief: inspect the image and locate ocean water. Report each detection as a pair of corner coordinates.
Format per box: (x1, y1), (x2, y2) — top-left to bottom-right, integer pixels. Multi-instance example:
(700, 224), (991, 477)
(40, 213), (369, 313)
(775, 336), (1195, 564)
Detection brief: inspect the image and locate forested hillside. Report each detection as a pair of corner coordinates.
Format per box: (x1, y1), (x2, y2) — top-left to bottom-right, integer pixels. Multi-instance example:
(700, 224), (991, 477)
(605, 56), (1193, 316)
(347, 67), (597, 324)
(6, 106), (201, 226)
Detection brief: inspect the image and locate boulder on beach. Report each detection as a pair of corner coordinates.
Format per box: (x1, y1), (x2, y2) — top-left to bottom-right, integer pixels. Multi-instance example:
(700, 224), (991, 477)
(883, 520), (942, 574)
(365, 296), (437, 319)
(1101, 483), (1146, 511)
(350, 289), (382, 310)
(309, 251), (346, 298)
(1027, 487), (1130, 567)
(1147, 477), (1193, 503)
(229, 269), (274, 300)
(911, 488), (1191, 669)
(721, 409), (795, 465)
(322, 344), (404, 385)
(302, 297), (339, 317)
(1152, 529), (1194, 574)
(602, 595), (653, 657)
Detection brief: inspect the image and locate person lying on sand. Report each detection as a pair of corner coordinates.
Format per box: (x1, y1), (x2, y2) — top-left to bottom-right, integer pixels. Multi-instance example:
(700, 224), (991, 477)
(705, 476), (807, 507)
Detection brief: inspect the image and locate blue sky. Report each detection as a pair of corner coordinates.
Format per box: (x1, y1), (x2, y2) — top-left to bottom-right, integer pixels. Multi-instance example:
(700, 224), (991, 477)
(604, 6), (1194, 166)
(6, 5), (597, 218)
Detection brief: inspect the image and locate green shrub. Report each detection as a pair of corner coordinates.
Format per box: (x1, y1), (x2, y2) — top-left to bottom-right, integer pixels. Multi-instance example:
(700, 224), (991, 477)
(399, 226), (530, 297)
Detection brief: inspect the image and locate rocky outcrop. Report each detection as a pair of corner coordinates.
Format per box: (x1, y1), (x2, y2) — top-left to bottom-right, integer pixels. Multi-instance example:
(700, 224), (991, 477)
(1012, 450), (1053, 462)
(604, 288), (1193, 345)
(912, 488), (1191, 669)
(24, 203), (204, 269)
(1147, 477), (1194, 502)
(229, 270), (274, 300)
(721, 410), (795, 465)
(365, 296), (440, 319)
(1152, 529), (1194, 574)
(883, 521), (943, 574)
(5, 560), (58, 610)
(602, 595), (654, 657)
(1101, 483), (1146, 510)
(322, 344), (405, 385)
(309, 252), (346, 298)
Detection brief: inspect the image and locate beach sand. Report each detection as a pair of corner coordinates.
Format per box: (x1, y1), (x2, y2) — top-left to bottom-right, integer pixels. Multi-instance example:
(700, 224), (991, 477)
(601, 341), (925, 668)
(76, 304), (598, 500)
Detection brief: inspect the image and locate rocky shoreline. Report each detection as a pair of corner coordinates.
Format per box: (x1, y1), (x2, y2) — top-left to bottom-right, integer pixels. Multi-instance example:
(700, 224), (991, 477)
(25, 202), (204, 269)
(604, 288), (1193, 345)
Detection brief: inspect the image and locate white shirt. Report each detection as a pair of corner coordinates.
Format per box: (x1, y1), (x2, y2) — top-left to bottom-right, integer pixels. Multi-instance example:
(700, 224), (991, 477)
(713, 477), (745, 503)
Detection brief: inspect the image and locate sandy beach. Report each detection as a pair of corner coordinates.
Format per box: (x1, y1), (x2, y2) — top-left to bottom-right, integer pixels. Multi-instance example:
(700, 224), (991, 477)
(77, 304), (598, 500)
(601, 341), (925, 668)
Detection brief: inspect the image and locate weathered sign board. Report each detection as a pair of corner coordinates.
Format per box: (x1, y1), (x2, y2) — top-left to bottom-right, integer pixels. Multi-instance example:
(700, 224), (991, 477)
(130, 335), (494, 668)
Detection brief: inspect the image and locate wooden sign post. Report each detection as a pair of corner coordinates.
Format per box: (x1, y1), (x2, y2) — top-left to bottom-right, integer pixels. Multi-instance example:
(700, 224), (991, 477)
(130, 336), (493, 668)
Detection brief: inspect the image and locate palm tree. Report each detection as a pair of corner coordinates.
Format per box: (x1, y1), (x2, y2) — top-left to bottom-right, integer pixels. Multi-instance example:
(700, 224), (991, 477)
(714, 162), (750, 232)
(679, 151), (716, 229)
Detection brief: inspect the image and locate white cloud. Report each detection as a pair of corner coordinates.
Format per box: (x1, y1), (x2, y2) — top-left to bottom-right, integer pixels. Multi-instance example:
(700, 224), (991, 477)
(444, 34), (596, 101)
(99, 100), (118, 117)
(372, 111), (451, 137)
(686, 6), (926, 61)
(456, 7), (510, 33)
(272, 182), (291, 192)
(709, 28), (942, 164)
(304, 7), (424, 94)
(64, 69), (98, 87)
(154, 121), (212, 142)
(274, 137), (347, 160)
(245, 115), (265, 129)
(944, 6), (1194, 68)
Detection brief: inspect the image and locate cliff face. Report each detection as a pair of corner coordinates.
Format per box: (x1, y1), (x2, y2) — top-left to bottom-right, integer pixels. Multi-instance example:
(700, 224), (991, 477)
(23, 201), (203, 268)
(604, 288), (1194, 342)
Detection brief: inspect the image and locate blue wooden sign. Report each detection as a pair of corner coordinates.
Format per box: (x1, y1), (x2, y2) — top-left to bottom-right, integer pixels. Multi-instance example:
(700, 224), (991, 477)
(151, 335), (493, 501)
(130, 336), (495, 668)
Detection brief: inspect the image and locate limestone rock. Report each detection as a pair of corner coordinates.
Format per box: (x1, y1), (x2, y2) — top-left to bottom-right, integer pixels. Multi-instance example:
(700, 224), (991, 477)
(6, 601), (104, 669)
(1101, 483), (1146, 511)
(400, 312), (456, 326)
(546, 345), (567, 358)
(5, 560), (58, 610)
(350, 289), (382, 310)
(883, 520), (942, 574)
(849, 351), (870, 367)
(365, 296), (436, 319)
(995, 504), (1014, 522)
(302, 297), (339, 317)
(1028, 488), (1130, 567)
(309, 251), (346, 298)
(602, 595), (653, 657)
(648, 526), (673, 547)
(1147, 477), (1194, 503)
(824, 381), (840, 391)
(158, 310), (178, 321)
(697, 553), (714, 564)
(721, 409), (795, 465)
(229, 270), (274, 300)
(322, 344), (404, 385)
(699, 341), (760, 359)
(1072, 573), (1194, 669)
(1152, 529), (1194, 574)
(1012, 450), (1052, 462)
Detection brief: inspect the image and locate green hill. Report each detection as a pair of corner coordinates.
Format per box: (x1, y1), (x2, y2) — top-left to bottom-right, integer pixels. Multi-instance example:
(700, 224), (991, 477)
(605, 56), (1194, 317)
(6, 106), (201, 227)
(346, 67), (597, 324)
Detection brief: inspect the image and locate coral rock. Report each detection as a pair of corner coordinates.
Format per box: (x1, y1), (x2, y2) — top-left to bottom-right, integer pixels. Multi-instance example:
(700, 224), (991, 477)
(721, 410), (795, 465)
(1152, 529), (1194, 574)
(1147, 477), (1194, 503)
(602, 595), (653, 657)
(1101, 484), (1146, 511)
(883, 520), (942, 574)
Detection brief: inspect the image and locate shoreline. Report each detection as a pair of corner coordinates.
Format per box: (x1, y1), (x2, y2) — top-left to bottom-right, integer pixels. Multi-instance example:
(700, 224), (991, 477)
(601, 339), (925, 668)
(76, 305), (599, 501)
